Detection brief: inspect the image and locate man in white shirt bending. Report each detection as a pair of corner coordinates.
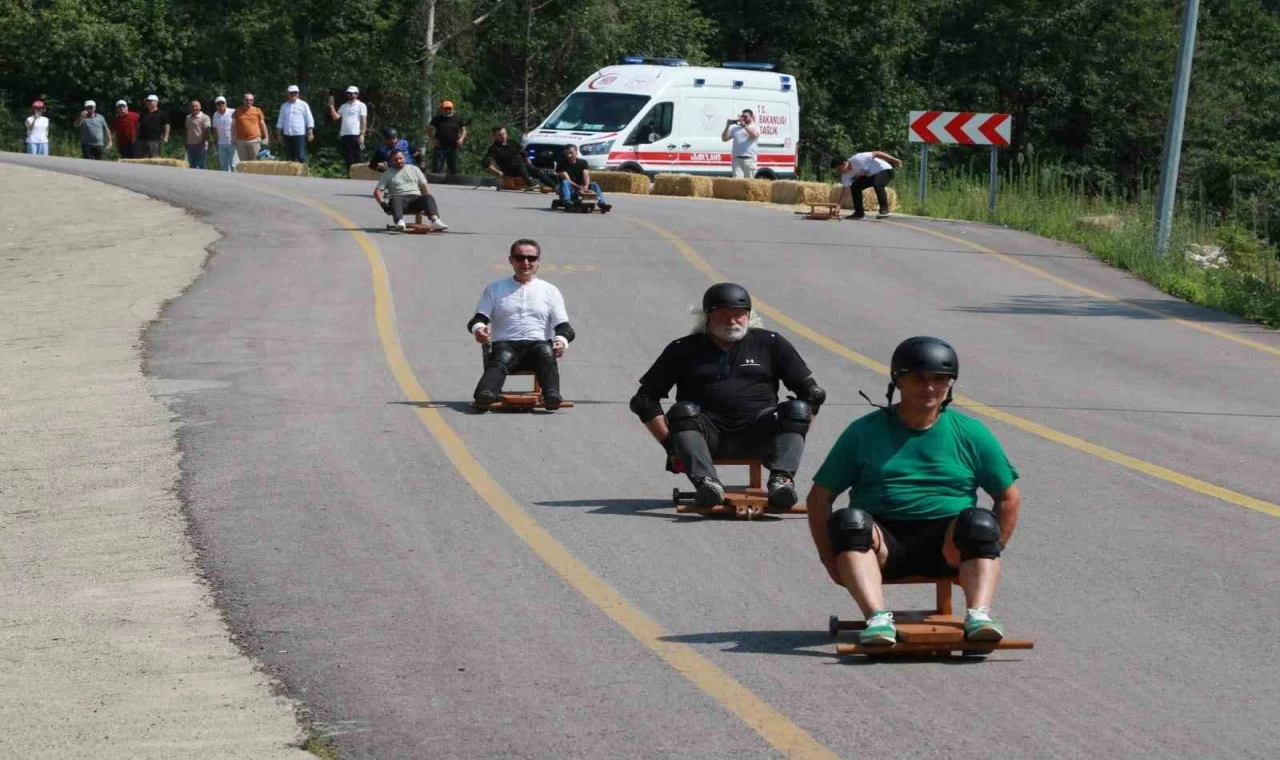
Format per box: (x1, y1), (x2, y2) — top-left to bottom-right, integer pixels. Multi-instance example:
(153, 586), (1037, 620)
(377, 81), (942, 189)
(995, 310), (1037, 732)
(720, 109), (760, 178)
(276, 85), (315, 163)
(831, 150), (902, 219)
(327, 86), (367, 168)
(468, 239), (576, 410)
(373, 149), (447, 231)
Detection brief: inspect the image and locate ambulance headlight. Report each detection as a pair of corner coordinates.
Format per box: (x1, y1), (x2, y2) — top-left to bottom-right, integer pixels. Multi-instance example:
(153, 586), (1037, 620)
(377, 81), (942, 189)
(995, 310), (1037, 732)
(579, 140), (614, 156)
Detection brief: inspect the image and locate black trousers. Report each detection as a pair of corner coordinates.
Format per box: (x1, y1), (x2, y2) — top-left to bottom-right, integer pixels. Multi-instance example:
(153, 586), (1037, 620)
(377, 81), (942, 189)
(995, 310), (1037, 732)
(500, 162), (556, 188)
(850, 169), (895, 214)
(670, 406), (805, 484)
(117, 141), (136, 159)
(81, 144), (104, 160)
(340, 135), (362, 166)
(380, 194), (439, 222)
(432, 145), (460, 174)
(475, 340), (560, 397)
(282, 134), (307, 162)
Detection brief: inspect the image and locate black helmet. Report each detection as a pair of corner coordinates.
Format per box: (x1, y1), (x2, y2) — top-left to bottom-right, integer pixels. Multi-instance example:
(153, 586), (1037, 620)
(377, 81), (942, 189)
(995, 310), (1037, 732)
(382, 126), (399, 139)
(702, 282), (751, 313)
(886, 336), (958, 409)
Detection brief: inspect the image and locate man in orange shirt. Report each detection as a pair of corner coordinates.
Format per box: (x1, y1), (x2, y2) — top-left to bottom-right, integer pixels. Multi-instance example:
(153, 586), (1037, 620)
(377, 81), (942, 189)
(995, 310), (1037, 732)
(233, 93), (270, 162)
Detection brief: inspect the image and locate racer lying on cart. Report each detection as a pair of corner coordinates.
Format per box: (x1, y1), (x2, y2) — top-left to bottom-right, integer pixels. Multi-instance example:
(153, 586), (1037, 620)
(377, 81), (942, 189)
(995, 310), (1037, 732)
(468, 238), (574, 410)
(805, 337), (1022, 645)
(553, 144), (612, 212)
(373, 149), (447, 231)
(629, 283), (826, 510)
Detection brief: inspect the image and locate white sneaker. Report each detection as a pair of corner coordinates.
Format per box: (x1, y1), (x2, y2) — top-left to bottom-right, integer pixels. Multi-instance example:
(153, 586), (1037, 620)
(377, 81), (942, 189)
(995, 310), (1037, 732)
(394, 220), (407, 231)
(429, 217), (448, 231)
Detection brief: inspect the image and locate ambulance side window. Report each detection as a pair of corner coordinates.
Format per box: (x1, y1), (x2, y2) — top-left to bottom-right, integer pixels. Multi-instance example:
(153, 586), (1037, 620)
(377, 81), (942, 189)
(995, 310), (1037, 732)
(625, 102), (673, 145)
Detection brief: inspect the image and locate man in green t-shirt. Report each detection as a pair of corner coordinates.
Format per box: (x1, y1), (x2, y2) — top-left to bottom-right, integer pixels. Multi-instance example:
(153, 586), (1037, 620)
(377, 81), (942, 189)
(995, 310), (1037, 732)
(806, 336), (1022, 646)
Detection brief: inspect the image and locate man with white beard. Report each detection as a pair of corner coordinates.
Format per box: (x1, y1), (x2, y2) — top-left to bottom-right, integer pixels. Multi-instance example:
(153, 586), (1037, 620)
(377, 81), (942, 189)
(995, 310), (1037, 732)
(629, 283), (826, 510)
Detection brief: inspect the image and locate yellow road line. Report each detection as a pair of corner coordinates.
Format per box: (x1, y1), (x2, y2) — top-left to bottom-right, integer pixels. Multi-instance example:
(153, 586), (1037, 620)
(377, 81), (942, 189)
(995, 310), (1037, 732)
(886, 220), (1280, 358)
(267, 190), (839, 760)
(629, 217), (1280, 520)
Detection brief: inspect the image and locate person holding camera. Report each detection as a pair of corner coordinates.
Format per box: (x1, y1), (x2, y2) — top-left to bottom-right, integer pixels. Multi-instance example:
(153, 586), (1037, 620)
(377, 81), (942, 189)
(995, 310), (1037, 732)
(25, 101), (50, 155)
(73, 100), (112, 160)
(720, 109), (760, 178)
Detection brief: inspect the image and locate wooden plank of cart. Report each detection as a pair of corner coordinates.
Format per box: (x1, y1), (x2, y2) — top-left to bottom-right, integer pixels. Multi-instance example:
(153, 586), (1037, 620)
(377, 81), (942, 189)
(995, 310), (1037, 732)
(670, 458), (806, 520)
(795, 202), (841, 220)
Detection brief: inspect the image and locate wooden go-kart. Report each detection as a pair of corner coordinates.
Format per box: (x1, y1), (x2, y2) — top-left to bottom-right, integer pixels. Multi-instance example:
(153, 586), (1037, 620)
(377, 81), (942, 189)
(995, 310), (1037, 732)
(551, 191), (609, 214)
(670, 458), (807, 519)
(471, 345), (574, 412)
(829, 575), (1035, 657)
(384, 212), (446, 234)
(498, 175), (553, 193)
(795, 202), (841, 221)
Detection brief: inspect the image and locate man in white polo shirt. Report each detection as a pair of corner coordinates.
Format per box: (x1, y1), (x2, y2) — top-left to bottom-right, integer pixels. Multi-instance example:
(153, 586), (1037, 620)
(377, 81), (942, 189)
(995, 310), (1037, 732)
(211, 96), (236, 171)
(276, 85), (314, 162)
(720, 109), (760, 178)
(468, 239), (576, 411)
(327, 86), (367, 168)
(831, 150), (903, 219)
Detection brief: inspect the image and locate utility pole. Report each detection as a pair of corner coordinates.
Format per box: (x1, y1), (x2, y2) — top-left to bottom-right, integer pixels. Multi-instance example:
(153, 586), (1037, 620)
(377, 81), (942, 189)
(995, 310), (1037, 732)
(1154, 0), (1200, 256)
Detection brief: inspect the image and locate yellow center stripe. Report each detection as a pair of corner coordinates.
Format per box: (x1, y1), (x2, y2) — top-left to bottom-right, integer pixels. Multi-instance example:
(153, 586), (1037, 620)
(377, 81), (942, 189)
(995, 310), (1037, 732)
(628, 217), (1280, 520)
(266, 190), (839, 760)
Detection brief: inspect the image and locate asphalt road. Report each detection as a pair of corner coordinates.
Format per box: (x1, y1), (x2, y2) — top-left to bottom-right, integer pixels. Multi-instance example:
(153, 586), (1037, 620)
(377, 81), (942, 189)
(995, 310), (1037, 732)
(7, 153), (1278, 759)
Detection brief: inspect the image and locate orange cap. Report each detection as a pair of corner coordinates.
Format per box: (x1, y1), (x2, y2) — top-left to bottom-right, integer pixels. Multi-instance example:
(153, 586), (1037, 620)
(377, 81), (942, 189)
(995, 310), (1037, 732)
(441, 100), (455, 108)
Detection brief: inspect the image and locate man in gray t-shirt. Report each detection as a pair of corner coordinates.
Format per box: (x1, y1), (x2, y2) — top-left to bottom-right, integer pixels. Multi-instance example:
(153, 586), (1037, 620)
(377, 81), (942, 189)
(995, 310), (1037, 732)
(73, 100), (113, 160)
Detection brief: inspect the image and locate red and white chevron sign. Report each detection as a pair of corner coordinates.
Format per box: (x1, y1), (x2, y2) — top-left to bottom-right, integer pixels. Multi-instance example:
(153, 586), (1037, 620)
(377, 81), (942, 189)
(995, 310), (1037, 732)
(909, 111), (1011, 146)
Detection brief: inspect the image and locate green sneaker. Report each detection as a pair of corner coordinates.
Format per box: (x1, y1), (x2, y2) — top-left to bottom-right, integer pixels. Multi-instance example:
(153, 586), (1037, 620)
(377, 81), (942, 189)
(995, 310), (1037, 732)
(964, 606), (1005, 641)
(859, 611), (897, 646)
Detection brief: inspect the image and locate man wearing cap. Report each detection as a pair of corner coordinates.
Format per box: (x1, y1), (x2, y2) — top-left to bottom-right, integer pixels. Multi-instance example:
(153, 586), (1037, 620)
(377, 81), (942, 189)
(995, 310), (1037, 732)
(211, 96), (236, 171)
(327, 86), (367, 168)
(629, 283), (827, 511)
(111, 100), (139, 158)
(73, 100), (112, 160)
(233, 94), (269, 162)
(427, 99), (467, 174)
(277, 85), (314, 163)
(183, 99), (213, 169)
(136, 95), (169, 158)
(24, 101), (50, 156)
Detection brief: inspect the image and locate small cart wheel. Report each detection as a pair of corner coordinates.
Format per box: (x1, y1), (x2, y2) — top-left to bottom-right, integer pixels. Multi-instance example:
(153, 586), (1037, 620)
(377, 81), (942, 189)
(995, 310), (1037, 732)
(828, 615), (840, 639)
(672, 487), (682, 507)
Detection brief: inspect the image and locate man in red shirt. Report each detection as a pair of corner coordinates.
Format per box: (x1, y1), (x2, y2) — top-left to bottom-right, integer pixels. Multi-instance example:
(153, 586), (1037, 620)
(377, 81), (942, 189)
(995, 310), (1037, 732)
(112, 100), (140, 158)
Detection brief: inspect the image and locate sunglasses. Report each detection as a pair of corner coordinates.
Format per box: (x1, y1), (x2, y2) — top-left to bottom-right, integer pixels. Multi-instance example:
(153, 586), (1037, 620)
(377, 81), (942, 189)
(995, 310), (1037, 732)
(510, 254), (540, 263)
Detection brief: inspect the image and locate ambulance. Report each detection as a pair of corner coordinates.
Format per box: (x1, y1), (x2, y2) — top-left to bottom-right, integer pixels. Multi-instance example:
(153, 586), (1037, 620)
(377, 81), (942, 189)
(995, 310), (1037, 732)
(524, 57), (799, 179)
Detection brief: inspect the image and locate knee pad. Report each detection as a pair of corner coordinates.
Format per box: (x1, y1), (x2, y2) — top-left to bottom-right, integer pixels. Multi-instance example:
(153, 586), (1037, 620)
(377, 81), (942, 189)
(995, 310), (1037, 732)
(775, 399), (812, 435)
(665, 401), (701, 433)
(828, 508), (875, 554)
(487, 346), (519, 373)
(532, 342), (555, 361)
(953, 508), (1003, 561)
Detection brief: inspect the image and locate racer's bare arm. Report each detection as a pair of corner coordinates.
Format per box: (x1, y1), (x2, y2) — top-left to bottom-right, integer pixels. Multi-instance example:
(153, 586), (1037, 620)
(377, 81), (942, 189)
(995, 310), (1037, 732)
(872, 150), (902, 167)
(643, 415), (669, 444)
(581, 167), (591, 188)
(805, 484), (842, 584)
(989, 483), (1021, 545)
(720, 120), (734, 142)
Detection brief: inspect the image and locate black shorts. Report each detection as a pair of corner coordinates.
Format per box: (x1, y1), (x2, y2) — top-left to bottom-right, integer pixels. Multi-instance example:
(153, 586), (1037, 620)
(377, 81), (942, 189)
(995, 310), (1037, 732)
(876, 516), (957, 580)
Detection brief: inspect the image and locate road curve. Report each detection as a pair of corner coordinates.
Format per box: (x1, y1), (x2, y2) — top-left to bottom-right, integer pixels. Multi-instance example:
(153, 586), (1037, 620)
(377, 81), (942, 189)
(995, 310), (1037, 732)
(6, 153), (1277, 759)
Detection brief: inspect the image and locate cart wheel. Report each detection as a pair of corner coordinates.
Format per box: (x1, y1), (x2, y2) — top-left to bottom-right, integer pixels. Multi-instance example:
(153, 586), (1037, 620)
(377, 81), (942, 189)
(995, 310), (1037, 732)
(960, 650), (988, 659)
(828, 615), (840, 639)
(672, 487), (681, 507)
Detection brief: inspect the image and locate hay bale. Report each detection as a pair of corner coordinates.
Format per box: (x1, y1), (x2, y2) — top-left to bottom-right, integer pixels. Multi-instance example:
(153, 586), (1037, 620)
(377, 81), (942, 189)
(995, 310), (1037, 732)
(770, 180), (831, 206)
(120, 158), (186, 168)
(349, 164), (382, 181)
(236, 160), (310, 177)
(711, 178), (772, 203)
(652, 173), (714, 198)
(829, 183), (899, 212)
(1076, 214), (1123, 232)
(592, 170), (650, 195)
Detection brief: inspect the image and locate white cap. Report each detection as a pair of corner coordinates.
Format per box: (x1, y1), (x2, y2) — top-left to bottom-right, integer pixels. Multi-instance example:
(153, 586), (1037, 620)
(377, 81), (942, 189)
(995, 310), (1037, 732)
(146, 94), (159, 102)
(286, 85), (300, 93)
(215, 95), (227, 103)
(84, 100), (96, 108)
(115, 99), (127, 107)
(346, 86), (359, 94)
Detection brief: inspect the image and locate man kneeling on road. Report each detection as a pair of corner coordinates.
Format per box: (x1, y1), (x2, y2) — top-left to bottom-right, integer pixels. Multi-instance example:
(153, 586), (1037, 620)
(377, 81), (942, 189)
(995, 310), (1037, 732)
(805, 337), (1021, 645)
(553, 144), (612, 212)
(373, 149), (447, 231)
(469, 239), (575, 410)
(629, 283), (826, 510)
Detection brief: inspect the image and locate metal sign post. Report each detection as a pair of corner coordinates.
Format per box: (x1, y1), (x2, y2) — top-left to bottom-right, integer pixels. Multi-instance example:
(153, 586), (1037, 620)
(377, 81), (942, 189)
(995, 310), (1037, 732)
(988, 146), (998, 210)
(909, 111), (1012, 211)
(919, 144), (928, 206)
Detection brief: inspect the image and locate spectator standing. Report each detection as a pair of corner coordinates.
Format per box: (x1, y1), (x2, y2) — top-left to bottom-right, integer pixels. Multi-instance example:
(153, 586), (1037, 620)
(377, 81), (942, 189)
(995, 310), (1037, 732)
(136, 95), (169, 158)
(327, 86), (367, 167)
(276, 85), (314, 163)
(24, 100), (49, 156)
(720, 109), (760, 178)
(73, 100), (112, 160)
(211, 96), (236, 171)
(112, 100), (139, 158)
(233, 93), (269, 162)
(184, 99), (213, 169)
(427, 99), (467, 174)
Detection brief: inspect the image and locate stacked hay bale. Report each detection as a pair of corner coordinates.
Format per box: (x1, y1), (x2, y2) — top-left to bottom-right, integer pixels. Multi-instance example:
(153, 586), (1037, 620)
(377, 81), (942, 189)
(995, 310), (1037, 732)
(237, 161), (310, 177)
(711, 178), (772, 203)
(769, 180), (831, 206)
(348, 164), (381, 181)
(652, 173), (714, 198)
(120, 158), (186, 168)
(829, 183), (899, 212)
(592, 170), (650, 195)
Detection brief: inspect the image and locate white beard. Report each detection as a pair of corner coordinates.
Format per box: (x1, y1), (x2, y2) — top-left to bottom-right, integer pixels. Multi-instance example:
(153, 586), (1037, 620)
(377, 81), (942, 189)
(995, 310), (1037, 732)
(709, 322), (748, 343)
(690, 305), (763, 335)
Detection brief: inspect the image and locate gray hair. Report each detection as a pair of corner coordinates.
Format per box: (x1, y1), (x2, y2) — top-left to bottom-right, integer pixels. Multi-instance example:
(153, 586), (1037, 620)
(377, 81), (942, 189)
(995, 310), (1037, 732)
(689, 304), (763, 334)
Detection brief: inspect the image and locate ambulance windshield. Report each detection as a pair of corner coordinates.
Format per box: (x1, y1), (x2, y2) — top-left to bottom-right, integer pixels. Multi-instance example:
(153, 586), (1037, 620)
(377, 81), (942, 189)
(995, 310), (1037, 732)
(543, 93), (650, 132)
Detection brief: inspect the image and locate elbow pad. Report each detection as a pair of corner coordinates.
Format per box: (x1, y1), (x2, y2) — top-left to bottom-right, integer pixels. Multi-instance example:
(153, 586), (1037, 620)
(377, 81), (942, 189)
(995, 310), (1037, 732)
(553, 322), (576, 343)
(629, 392), (663, 423)
(466, 313), (490, 333)
(797, 377), (826, 412)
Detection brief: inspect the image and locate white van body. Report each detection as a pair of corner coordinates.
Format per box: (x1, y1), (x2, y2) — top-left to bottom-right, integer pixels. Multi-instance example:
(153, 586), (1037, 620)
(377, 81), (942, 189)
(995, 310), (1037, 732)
(524, 62), (799, 178)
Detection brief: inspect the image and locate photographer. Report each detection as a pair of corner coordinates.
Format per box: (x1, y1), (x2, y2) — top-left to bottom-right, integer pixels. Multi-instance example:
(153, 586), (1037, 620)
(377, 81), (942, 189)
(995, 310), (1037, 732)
(720, 109), (760, 178)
